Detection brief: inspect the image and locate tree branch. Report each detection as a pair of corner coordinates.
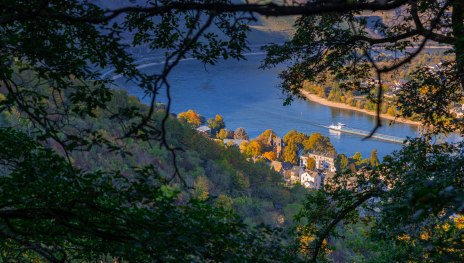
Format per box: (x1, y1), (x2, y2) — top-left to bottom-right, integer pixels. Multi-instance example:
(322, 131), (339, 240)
(0, 1), (410, 24)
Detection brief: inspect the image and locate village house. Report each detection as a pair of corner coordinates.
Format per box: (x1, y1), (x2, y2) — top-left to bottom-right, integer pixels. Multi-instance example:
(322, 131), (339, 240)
(300, 170), (324, 189)
(223, 139), (248, 146)
(195, 125), (211, 136)
(300, 153), (337, 172)
(284, 166), (304, 185)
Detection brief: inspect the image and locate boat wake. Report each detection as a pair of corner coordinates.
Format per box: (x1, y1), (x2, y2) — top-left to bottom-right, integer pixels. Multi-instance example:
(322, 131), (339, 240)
(326, 122), (406, 144)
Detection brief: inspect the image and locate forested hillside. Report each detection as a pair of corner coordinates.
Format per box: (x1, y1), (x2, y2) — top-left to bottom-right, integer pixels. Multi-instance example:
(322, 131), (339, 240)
(0, 89), (307, 228)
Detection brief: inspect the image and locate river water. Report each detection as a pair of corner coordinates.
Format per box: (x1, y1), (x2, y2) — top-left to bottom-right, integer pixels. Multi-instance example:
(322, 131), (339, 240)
(120, 54), (420, 160)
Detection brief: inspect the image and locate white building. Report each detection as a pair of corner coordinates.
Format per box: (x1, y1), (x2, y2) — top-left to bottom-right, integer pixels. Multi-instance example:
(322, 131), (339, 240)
(300, 153), (337, 172)
(300, 171), (324, 189)
(195, 125), (211, 136)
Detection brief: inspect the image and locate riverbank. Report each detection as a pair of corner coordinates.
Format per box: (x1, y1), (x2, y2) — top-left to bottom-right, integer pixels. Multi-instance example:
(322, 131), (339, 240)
(300, 90), (422, 126)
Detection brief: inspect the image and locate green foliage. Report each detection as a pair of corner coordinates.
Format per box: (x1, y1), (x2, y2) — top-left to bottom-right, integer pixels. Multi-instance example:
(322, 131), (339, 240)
(194, 175), (210, 201)
(0, 128), (299, 262)
(335, 154), (349, 172)
(296, 139), (464, 262)
(369, 149), (380, 167)
(207, 114), (225, 135)
(0, 88), (307, 260)
(215, 194), (234, 211)
(331, 223), (423, 262)
(397, 63), (464, 134)
(352, 152), (363, 163)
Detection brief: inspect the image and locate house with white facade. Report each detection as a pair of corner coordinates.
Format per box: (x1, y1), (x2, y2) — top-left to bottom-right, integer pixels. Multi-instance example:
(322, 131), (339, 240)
(300, 170), (324, 189)
(300, 153), (337, 172)
(196, 125), (211, 136)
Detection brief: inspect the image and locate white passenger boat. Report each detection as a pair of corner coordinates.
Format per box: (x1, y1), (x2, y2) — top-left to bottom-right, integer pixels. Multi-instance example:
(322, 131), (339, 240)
(326, 122), (405, 144)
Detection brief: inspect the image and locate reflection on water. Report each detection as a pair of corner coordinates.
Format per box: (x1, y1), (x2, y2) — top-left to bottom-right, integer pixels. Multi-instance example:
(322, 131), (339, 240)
(121, 54), (419, 159)
(329, 129), (342, 138)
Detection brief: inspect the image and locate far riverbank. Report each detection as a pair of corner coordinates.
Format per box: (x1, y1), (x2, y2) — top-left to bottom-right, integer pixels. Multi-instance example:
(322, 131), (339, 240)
(300, 90), (422, 127)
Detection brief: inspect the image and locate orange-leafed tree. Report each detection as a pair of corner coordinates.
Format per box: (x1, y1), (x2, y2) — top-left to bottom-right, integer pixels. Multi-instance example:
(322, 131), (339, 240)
(263, 151), (277, 161)
(177, 109), (202, 128)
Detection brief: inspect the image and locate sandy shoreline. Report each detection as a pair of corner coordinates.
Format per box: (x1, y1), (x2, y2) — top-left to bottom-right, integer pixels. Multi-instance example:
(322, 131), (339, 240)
(300, 90), (422, 126)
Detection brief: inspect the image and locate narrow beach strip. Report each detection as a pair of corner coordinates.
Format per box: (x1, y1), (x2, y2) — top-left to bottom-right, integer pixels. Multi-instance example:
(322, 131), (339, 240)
(300, 90), (422, 126)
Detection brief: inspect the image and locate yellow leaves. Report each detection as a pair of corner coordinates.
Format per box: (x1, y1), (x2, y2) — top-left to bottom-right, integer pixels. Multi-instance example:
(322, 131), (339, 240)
(297, 226), (315, 256)
(419, 231), (431, 241)
(216, 128), (228, 140)
(397, 233), (412, 242)
(214, 114), (223, 123)
(296, 226), (329, 258)
(239, 141), (248, 153)
(306, 157), (316, 170)
(177, 109), (201, 127)
(263, 151), (276, 161)
(246, 140), (262, 157)
(215, 194), (233, 210)
(240, 140), (262, 157)
(454, 216), (464, 229)
(194, 176), (209, 201)
(419, 85), (430, 95)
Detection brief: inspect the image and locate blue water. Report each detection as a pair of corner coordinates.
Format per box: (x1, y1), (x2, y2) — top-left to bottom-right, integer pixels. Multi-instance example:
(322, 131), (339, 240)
(119, 54), (419, 160)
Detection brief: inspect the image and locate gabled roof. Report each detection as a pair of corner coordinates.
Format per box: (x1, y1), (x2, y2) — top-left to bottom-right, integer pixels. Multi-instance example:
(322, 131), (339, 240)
(223, 139), (247, 146)
(290, 166), (303, 173)
(304, 151), (337, 159)
(270, 161), (283, 172)
(196, 125), (211, 132)
(281, 162), (293, 171)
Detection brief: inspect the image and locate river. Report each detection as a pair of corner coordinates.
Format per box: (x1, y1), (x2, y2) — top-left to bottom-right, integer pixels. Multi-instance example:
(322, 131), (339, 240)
(119, 54), (420, 160)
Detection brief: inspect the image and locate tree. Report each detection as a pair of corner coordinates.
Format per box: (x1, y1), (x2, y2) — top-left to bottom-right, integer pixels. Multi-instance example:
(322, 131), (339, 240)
(234, 127), (249, 140)
(283, 130), (308, 148)
(352, 152), (363, 163)
(207, 114), (225, 135)
(216, 128), (228, 140)
(297, 140), (464, 262)
(178, 109), (202, 127)
(303, 133), (335, 155)
(370, 149), (380, 167)
(215, 194), (233, 211)
(335, 154), (349, 172)
(306, 157), (316, 170)
(244, 140), (262, 157)
(194, 175), (210, 201)
(256, 129), (277, 147)
(283, 130), (308, 160)
(282, 142), (298, 164)
(263, 151), (277, 161)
